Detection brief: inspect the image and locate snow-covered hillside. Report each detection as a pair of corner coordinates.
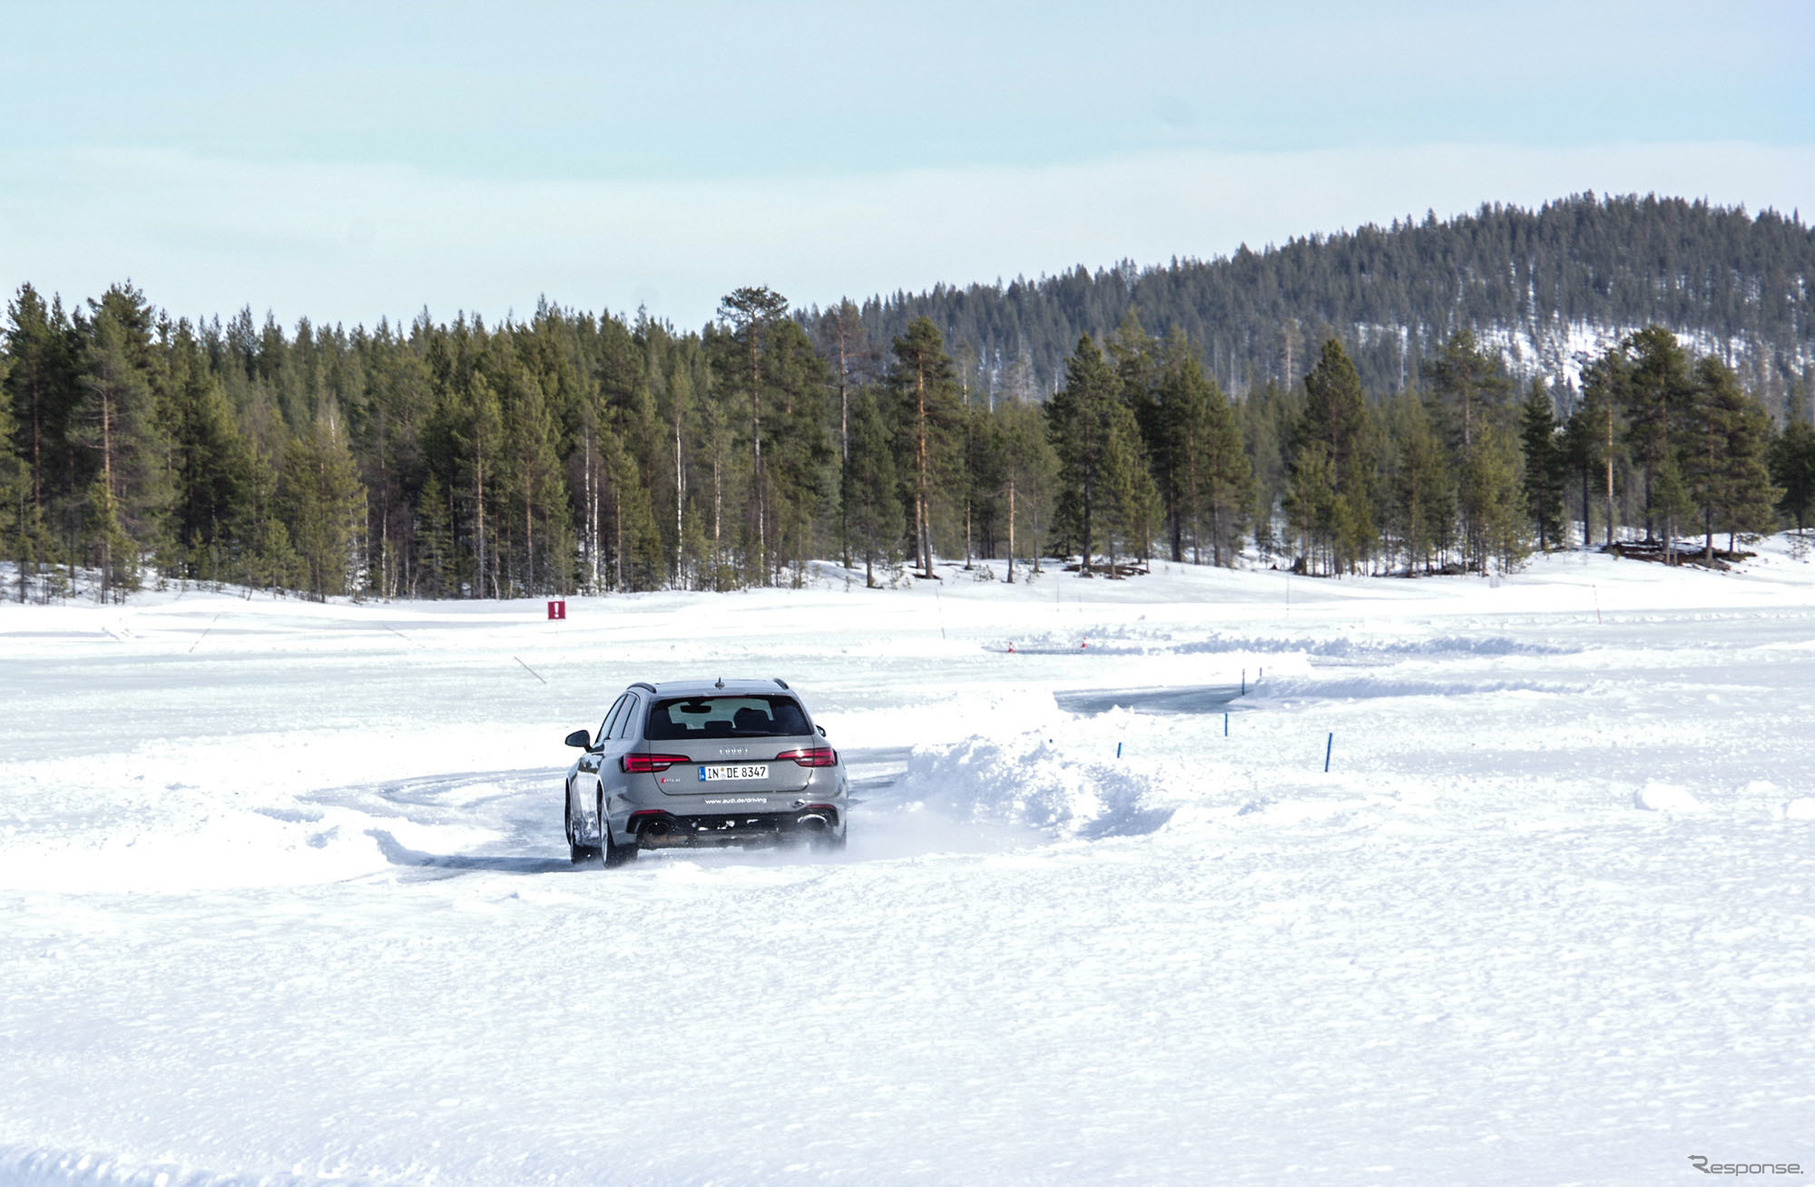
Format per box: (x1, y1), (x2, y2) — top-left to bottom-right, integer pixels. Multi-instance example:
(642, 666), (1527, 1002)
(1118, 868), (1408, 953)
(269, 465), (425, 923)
(1358, 317), (1809, 393)
(4, 546), (1814, 1184)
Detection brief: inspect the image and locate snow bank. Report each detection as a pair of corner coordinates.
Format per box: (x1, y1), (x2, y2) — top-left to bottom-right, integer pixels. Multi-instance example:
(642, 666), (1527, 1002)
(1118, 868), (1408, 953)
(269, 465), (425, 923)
(1634, 781), (1705, 813)
(0, 1142), (274, 1187)
(901, 730), (1172, 838)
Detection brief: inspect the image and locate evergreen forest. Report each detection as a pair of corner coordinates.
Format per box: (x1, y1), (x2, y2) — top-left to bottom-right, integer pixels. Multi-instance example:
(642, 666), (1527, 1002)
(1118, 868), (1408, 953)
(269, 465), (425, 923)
(2, 194), (1812, 603)
(845, 192), (1815, 412)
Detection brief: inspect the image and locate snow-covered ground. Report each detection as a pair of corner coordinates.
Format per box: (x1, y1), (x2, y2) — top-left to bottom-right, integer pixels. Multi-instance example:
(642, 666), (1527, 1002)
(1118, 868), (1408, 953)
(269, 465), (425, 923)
(4, 545), (1815, 1185)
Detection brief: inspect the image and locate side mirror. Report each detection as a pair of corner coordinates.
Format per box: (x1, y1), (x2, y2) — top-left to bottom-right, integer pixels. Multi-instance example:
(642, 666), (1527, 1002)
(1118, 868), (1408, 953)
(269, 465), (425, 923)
(816, 724), (827, 738)
(564, 729), (592, 749)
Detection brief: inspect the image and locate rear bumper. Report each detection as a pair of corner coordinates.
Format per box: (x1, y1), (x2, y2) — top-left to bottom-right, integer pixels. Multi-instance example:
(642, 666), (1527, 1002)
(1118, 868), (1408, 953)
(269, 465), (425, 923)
(629, 805), (843, 848)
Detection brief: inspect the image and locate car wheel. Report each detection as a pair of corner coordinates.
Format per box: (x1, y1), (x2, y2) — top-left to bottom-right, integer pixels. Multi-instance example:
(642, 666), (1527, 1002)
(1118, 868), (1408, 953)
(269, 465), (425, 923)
(566, 787), (599, 865)
(813, 831), (848, 852)
(600, 787), (637, 868)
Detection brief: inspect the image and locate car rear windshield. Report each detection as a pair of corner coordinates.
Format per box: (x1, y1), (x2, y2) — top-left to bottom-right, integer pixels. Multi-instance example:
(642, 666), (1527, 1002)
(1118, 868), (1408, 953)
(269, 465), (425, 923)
(645, 695), (811, 741)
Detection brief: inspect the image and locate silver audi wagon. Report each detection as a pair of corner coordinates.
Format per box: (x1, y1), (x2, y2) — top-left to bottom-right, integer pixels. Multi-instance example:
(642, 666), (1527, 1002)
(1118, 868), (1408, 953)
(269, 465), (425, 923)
(561, 678), (848, 866)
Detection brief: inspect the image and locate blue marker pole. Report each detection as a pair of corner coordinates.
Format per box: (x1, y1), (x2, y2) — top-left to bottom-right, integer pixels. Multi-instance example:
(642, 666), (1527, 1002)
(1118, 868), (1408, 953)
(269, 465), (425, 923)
(1241, 668), (1246, 696)
(1324, 732), (1334, 772)
(1116, 742), (1123, 759)
(1224, 711), (1229, 737)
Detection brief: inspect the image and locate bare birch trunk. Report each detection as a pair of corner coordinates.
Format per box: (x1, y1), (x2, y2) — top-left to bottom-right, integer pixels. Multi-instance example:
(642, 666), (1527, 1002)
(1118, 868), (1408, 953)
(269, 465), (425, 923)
(1006, 475), (1016, 583)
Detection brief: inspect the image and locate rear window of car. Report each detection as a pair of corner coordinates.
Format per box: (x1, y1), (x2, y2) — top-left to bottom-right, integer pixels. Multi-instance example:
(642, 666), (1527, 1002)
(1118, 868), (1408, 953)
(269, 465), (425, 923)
(645, 696), (810, 740)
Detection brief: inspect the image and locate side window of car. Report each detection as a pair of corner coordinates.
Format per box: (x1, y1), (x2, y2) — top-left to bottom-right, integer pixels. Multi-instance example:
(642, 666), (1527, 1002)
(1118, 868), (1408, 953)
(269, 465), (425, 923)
(597, 695), (628, 748)
(613, 694), (641, 741)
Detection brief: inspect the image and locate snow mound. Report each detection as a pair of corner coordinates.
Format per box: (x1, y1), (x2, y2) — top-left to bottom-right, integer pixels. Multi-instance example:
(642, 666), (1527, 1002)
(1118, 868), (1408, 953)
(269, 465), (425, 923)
(1177, 633), (1576, 659)
(1634, 782), (1705, 813)
(901, 732), (1172, 838)
(1782, 797), (1815, 820)
(0, 1141), (275, 1187)
(1258, 675), (1564, 701)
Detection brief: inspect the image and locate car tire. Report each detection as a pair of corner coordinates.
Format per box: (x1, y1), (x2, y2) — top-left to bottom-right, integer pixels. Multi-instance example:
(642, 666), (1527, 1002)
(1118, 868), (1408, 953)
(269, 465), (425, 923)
(566, 788), (599, 865)
(600, 788), (637, 868)
(813, 831), (848, 852)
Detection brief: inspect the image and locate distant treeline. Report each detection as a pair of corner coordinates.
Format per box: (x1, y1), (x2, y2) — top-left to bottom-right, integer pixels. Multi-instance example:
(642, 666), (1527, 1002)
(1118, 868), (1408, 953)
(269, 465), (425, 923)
(2, 266), (1811, 602)
(832, 193), (1815, 410)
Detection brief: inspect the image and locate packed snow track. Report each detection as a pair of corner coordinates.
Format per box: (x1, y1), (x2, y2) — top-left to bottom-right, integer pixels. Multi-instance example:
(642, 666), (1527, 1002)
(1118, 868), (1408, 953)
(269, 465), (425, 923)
(4, 549), (1814, 1184)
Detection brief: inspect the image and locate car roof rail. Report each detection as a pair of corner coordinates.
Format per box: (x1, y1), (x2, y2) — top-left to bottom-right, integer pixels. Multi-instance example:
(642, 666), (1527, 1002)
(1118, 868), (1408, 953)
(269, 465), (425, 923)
(630, 681), (657, 693)
(773, 677), (789, 689)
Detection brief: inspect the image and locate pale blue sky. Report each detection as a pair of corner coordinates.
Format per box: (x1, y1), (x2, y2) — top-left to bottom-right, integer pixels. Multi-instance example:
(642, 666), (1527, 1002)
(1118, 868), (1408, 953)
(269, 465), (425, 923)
(3, 1), (1811, 327)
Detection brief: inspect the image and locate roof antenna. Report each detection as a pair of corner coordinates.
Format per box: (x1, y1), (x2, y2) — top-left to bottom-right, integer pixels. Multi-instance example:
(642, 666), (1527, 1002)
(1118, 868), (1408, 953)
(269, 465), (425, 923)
(715, 676), (725, 689)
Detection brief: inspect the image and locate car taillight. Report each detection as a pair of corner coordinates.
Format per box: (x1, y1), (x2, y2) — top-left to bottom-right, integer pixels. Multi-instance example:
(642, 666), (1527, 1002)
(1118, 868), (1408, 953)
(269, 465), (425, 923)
(622, 753), (690, 773)
(775, 746), (837, 768)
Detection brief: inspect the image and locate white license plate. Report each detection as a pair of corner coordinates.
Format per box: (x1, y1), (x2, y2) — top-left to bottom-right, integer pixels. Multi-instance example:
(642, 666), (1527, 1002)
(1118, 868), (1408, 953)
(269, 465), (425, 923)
(700, 764), (768, 782)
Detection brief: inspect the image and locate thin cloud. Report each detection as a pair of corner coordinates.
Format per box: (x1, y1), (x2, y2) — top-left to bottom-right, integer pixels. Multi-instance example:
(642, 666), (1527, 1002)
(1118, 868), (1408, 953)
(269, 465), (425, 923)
(3, 142), (1811, 330)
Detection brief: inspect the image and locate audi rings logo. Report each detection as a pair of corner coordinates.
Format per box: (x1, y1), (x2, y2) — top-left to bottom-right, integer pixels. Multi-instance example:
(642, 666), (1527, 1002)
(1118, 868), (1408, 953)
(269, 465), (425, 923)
(1689, 1156), (1804, 1175)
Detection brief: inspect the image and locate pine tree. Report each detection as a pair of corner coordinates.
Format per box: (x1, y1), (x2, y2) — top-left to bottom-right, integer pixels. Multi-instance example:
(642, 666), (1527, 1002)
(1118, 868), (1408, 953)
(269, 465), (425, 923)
(356, 337), (432, 601)
(73, 287), (170, 595)
(4, 285), (78, 593)
(996, 396), (1056, 581)
(165, 322), (251, 583)
(1186, 347), (1253, 566)
(82, 473), (134, 600)
(1616, 326), (1697, 543)
(452, 371), (503, 597)
(1574, 351), (1627, 546)
(1150, 330), (1250, 565)
(760, 319), (835, 585)
(1097, 398), (1161, 572)
(1517, 379), (1565, 550)
(0, 353), (26, 598)
(964, 401), (1008, 564)
(819, 299), (870, 569)
(1770, 422), (1815, 535)
(1283, 441), (1336, 573)
(1466, 421), (1531, 572)
(1107, 316), (1162, 564)
(1426, 330), (1516, 570)
(414, 472), (457, 597)
(281, 414), (364, 599)
(1380, 390), (1454, 572)
(692, 374), (740, 591)
(1425, 329), (1513, 452)
(226, 442), (294, 595)
(716, 286), (790, 580)
(1692, 358), (1780, 553)
(1046, 335), (1132, 574)
(1238, 382), (1297, 559)
(843, 389), (903, 588)
(492, 339), (571, 595)
(1291, 339), (1376, 573)
(885, 318), (961, 580)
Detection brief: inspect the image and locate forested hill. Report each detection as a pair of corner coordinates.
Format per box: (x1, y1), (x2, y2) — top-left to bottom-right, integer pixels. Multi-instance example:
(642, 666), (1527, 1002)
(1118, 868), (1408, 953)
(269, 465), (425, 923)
(818, 193), (1815, 413)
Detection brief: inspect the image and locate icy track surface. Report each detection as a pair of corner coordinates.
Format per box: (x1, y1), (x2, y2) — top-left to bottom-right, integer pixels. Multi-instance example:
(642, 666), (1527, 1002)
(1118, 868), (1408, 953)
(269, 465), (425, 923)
(5, 548), (1815, 1185)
